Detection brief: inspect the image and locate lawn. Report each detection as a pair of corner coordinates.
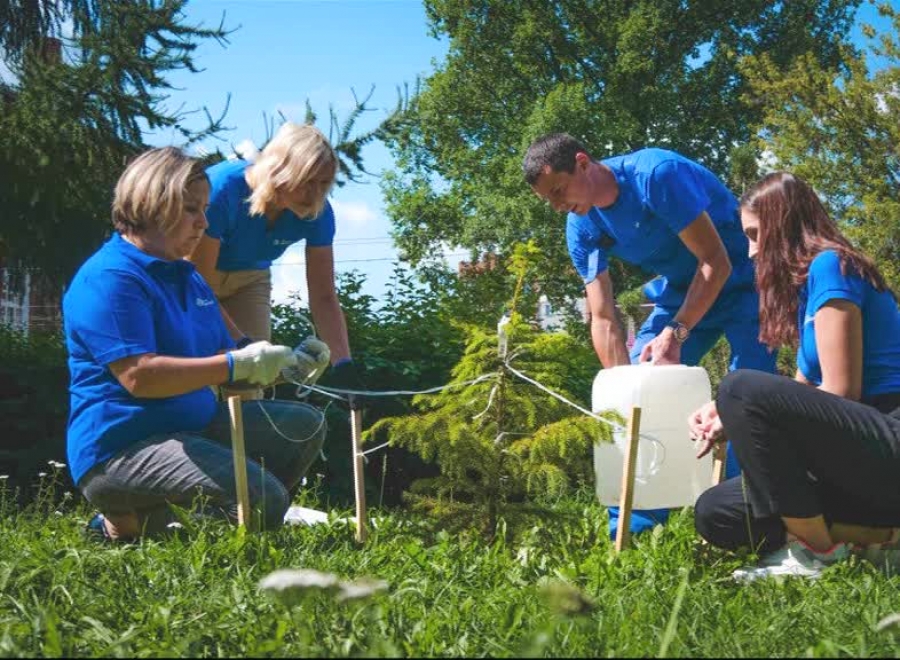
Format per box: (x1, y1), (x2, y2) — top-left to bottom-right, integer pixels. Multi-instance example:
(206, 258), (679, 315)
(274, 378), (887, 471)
(2, 474), (900, 658)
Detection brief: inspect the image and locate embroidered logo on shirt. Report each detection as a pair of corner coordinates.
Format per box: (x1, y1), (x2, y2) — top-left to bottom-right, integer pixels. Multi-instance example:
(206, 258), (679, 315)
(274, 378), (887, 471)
(272, 239), (293, 246)
(196, 298), (216, 307)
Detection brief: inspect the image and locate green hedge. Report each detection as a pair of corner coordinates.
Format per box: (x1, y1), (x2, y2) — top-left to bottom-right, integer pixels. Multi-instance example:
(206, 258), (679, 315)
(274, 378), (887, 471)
(0, 326), (71, 500)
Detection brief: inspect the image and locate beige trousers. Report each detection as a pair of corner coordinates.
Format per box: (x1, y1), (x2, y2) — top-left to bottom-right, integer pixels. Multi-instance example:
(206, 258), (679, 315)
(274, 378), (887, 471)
(218, 268), (272, 401)
(218, 269), (273, 341)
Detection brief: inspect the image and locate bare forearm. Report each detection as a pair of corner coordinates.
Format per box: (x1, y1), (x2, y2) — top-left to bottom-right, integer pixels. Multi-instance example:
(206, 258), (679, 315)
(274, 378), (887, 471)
(118, 354), (230, 398)
(310, 296), (351, 364)
(674, 255), (731, 329)
(591, 316), (631, 368)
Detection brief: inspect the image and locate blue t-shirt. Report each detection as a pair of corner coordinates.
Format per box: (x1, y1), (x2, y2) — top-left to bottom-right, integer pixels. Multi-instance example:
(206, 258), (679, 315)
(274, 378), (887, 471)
(63, 233), (235, 484)
(205, 159), (336, 271)
(798, 250), (900, 398)
(566, 148), (757, 327)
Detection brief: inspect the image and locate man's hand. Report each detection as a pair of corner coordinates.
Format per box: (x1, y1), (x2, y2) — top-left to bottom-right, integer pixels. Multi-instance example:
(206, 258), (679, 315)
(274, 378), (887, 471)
(688, 401), (724, 459)
(639, 327), (682, 365)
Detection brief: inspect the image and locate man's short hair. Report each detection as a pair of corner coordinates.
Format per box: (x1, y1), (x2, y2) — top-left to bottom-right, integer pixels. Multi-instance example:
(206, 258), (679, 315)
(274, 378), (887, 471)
(522, 133), (591, 185)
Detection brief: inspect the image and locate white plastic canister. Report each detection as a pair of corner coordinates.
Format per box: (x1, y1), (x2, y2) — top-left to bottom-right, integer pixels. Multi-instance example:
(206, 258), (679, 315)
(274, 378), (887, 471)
(592, 364), (712, 510)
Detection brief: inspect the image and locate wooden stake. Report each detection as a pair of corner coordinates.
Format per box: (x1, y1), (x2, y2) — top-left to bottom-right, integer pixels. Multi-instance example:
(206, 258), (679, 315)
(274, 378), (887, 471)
(228, 395), (252, 531)
(350, 407), (368, 543)
(711, 439), (727, 487)
(615, 406), (642, 553)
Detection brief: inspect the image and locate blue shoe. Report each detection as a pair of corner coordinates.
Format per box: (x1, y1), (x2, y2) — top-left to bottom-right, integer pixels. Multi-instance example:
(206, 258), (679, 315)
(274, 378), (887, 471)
(608, 506), (671, 540)
(86, 513), (112, 542)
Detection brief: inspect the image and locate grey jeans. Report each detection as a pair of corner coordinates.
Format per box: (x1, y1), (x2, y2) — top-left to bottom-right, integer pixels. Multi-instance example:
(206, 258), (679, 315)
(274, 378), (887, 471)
(80, 400), (326, 534)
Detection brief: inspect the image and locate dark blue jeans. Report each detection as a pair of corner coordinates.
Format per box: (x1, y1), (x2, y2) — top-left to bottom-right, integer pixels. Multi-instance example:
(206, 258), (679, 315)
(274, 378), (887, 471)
(80, 400), (326, 535)
(607, 305), (777, 539)
(695, 370), (900, 553)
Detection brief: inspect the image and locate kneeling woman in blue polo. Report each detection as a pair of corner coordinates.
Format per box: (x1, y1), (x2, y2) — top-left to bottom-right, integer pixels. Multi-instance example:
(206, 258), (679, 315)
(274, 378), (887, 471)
(690, 172), (900, 581)
(64, 147), (326, 541)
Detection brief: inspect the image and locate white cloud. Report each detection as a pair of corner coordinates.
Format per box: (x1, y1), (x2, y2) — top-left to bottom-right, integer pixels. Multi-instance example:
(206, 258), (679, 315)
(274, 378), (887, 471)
(271, 244), (307, 306)
(331, 198), (378, 229)
(233, 138), (260, 162)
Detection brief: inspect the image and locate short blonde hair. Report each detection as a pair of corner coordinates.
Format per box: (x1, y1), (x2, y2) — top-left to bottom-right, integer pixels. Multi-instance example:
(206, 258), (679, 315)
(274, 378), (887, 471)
(245, 122), (338, 218)
(113, 147), (208, 236)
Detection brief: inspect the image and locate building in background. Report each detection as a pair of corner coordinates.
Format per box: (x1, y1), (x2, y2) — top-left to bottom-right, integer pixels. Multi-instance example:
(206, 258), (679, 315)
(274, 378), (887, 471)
(0, 265), (62, 335)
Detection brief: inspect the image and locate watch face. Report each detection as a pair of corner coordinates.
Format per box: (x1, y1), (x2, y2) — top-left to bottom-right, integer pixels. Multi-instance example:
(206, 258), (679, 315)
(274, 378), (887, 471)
(669, 322), (689, 342)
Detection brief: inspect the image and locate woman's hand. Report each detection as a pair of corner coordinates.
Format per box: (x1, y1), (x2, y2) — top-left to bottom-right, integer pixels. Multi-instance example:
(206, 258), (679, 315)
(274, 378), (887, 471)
(688, 401), (724, 459)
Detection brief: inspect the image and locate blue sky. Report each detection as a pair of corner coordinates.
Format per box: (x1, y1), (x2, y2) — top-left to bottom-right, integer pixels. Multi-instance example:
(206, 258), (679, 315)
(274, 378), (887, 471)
(146, 0), (898, 306)
(147, 0), (452, 305)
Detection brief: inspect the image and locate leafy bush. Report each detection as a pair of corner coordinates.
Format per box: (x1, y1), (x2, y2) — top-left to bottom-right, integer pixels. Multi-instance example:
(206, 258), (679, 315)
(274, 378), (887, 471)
(272, 267), (466, 507)
(0, 326), (71, 500)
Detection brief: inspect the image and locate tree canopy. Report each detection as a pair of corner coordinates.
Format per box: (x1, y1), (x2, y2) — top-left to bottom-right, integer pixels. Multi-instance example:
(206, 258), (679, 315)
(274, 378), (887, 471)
(0, 0), (230, 284)
(741, 1), (900, 289)
(382, 0), (863, 303)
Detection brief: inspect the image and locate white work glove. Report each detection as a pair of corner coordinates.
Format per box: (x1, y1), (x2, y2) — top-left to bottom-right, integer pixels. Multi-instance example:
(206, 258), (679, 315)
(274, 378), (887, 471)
(229, 340), (297, 386)
(282, 336), (331, 385)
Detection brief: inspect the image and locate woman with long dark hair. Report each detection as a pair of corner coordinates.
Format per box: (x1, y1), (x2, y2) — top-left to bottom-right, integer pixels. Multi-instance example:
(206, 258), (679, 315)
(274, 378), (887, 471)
(689, 172), (900, 581)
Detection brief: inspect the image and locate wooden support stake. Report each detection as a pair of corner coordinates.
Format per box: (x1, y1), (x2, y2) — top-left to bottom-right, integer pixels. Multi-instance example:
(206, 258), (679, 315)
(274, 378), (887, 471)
(711, 439), (727, 487)
(615, 406), (642, 553)
(350, 407), (368, 543)
(228, 395), (252, 531)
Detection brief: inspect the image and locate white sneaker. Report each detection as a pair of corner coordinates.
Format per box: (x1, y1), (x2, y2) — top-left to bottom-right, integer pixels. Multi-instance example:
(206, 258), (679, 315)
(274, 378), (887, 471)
(733, 539), (850, 582)
(852, 530), (900, 571)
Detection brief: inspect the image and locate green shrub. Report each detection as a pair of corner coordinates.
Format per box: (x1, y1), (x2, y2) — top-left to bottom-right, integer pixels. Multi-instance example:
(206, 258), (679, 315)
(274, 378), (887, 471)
(0, 326), (71, 501)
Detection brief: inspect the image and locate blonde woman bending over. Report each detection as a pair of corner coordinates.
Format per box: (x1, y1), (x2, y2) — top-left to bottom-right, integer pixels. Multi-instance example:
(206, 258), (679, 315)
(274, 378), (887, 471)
(189, 123), (362, 398)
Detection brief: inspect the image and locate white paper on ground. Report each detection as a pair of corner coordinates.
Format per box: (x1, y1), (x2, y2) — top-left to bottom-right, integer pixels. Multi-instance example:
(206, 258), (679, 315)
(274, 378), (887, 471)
(283, 506), (379, 529)
(283, 506), (330, 526)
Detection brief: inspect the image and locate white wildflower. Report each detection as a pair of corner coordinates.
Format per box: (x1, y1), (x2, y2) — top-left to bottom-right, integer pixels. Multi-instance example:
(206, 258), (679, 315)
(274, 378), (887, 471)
(259, 569), (387, 606)
(877, 613), (900, 632)
(259, 569), (340, 600)
(337, 578), (388, 602)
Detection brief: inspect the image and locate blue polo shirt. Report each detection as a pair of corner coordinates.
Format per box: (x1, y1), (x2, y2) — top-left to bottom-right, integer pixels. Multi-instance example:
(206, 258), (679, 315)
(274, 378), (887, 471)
(205, 159), (336, 271)
(566, 148), (757, 328)
(63, 233), (235, 484)
(798, 250), (900, 398)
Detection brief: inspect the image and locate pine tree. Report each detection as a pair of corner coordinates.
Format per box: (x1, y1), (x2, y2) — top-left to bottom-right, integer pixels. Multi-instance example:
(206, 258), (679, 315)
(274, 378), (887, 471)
(363, 242), (615, 535)
(0, 0), (230, 283)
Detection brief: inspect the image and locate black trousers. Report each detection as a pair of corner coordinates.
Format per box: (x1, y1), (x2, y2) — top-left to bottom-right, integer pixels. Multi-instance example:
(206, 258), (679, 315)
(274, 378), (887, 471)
(694, 370), (900, 554)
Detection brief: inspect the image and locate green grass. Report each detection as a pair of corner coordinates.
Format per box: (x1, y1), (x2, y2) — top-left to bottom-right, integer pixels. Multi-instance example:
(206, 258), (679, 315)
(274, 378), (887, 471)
(3, 476), (900, 657)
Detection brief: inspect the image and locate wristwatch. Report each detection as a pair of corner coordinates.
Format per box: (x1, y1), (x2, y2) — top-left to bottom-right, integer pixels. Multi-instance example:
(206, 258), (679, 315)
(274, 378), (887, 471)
(666, 320), (690, 344)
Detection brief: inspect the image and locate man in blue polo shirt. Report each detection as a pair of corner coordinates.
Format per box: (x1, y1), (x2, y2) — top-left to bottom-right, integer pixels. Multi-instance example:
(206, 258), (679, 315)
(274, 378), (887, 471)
(523, 133), (777, 538)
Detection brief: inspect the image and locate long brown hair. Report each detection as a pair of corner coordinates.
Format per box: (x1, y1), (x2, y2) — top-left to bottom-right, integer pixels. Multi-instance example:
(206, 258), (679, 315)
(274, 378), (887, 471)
(743, 171), (889, 349)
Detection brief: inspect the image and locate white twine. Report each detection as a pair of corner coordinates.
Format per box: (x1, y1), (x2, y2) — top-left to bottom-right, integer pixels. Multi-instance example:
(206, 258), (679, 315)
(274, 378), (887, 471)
(358, 441), (392, 463)
(266, 357), (645, 463)
(255, 399), (332, 445)
(305, 373), (499, 399)
(503, 364), (624, 432)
